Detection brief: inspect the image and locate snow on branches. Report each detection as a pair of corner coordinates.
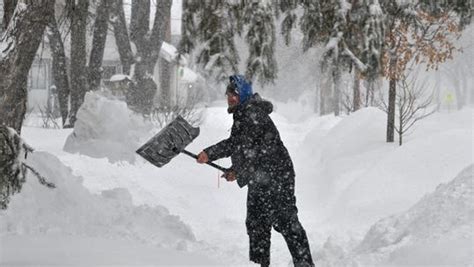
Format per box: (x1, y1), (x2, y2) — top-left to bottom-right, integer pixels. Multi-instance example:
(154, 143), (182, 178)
(244, 1), (278, 86)
(0, 126), (55, 209)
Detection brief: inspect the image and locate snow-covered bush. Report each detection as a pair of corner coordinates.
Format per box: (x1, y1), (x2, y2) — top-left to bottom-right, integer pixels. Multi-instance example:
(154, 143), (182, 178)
(0, 126), (54, 209)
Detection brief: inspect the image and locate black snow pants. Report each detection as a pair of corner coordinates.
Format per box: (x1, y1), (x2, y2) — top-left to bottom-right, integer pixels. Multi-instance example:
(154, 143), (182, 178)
(245, 174), (314, 266)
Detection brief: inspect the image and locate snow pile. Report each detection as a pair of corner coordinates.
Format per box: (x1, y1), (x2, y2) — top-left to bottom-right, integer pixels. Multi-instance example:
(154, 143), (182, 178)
(318, 107), (386, 161)
(354, 164), (474, 265)
(294, 107), (387, 217)
(314, 165), (474, 266)
(63, 92), (154, 163)
(298, 107), (473, 227)
(0, 151), (195, 250)
(1, 235), (214, 266)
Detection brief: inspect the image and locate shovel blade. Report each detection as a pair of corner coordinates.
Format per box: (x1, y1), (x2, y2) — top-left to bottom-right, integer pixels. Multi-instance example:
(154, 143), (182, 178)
(136, 116), (199, 168)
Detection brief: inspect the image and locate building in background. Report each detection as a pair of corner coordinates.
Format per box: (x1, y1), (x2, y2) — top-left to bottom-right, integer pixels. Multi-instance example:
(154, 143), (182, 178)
(1, 0), (200, 114)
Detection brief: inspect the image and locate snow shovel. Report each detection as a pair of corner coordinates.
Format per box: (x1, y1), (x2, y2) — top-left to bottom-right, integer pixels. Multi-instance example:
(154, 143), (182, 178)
(136, 116), (228, 172)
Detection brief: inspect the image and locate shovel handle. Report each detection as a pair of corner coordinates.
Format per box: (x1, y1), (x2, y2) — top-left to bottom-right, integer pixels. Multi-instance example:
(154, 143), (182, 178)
(181, 149), (228, 172)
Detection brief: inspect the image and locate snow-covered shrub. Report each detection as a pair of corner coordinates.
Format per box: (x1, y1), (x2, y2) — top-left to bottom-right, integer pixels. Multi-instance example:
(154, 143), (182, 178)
(0, 126), (54, 209)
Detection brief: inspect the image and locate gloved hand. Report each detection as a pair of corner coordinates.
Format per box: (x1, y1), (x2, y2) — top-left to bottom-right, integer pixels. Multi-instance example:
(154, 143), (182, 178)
(197, 151), (209, 163)
(221, 170), (236, 182)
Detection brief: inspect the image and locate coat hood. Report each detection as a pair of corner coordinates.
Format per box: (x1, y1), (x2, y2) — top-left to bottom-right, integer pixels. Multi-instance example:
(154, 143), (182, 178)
(228, 93), (273, 114)
(245, 93), (273, 114)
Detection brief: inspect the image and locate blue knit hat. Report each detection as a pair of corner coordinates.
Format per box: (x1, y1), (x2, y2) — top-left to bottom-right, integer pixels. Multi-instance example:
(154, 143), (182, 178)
(228, 75), (253, 104)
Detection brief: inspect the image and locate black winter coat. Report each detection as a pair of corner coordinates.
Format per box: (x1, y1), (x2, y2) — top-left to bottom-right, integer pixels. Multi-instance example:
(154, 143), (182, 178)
(204, 94), (295, 189)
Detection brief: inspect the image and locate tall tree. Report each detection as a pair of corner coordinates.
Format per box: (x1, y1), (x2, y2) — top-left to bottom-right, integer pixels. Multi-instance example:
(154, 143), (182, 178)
(280, 0), (384, 115)
(88, 0), (112, 91)
(2, 0), (17, 31)
(244, 1), (278, 86)
(125, 0), (172, 114)
(110, 0), (134, 75)
(380, 1), (463, 142)
(321, 0), (354, 116)
(47, 14), (70, 126)
(361, 0), (385, 107)
(68, 0), (89, 127)
(0, 0), (55, 133)
(158, 9), (172, 109)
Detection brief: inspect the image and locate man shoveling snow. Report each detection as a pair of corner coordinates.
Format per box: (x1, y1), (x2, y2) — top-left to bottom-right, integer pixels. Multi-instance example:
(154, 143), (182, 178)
(197, 75), (314, 267)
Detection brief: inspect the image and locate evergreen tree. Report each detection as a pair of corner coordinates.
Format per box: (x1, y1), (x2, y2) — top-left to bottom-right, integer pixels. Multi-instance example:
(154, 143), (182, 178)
(0, 126), (55, 210)
(300, 0), (326, 51)
(180, 1), (239, 83)
(279, 0), (300, 46)
(244, 1), (278, 86)
(180, 0), (279, 85)
(178, 0), (198, 55)
(280, 0), (383, 115)
(361, 0), (385, 106)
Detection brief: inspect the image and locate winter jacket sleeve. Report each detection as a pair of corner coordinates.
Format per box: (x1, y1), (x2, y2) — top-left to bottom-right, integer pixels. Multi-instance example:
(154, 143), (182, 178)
(203, 135), (236, 162)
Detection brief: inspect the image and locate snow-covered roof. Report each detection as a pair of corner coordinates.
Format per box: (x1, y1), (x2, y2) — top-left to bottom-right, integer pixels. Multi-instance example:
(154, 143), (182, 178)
(178, 66), (198, 82)
(160, 41), (178, 62)
(109, 74), (131, 82)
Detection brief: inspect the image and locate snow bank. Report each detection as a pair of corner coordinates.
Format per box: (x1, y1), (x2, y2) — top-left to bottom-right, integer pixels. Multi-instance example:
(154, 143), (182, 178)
(294, 107), (388, 217)
(354, 164), (474, 265)
(0, 234), (216, 266)
(318, 107), (386, 162)
(314, 165), (474, 266)
(298, 107), (473, 228)
(331, 109), (472, 226)
(63, 92), (154, 163)
(0, 151), (195, 249)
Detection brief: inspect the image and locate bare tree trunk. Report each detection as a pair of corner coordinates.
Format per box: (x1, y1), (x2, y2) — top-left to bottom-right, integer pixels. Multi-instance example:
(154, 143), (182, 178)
(0, 0), (55, 133)
(365, 79), (375, 107)
(320, 71), (332, 115)
(387, 56), (397, 143)
(398, 101), (403, 146)
(159, 14), (172, 109)
(2, 0), (18, 31)
(68, 0), (89, 127)
(333, 67), (341, 116)
(314, 82), (320, 114)
(370, 79), (380, 106)
(88, 0), (112, 91)
(128, 0), (172, 114)
(47, 15), (70, 126)
(353, 68), (361, 111)
(110, 0), (134, 75)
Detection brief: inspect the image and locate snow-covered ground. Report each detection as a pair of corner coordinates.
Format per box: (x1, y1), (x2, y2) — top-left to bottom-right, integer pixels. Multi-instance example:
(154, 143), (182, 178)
(1, 93), (472, 266)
